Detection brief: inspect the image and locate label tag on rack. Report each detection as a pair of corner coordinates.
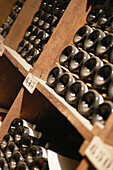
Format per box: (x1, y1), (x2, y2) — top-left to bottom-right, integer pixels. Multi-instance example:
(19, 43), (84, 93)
(23, 73), (38, 94)
(85, 136), (113, 170)
(0, 41), (4, 56)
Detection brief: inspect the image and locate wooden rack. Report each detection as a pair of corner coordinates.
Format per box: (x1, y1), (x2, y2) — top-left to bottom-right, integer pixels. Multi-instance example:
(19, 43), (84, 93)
(0, 0), (113, 169)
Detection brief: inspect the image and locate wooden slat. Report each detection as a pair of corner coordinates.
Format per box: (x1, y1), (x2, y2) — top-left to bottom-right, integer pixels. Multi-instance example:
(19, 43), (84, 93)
(98, 113), (113, 146)
(0, 88), (24, 141)
(0, 87), (48, 141)
(77, 158), (90, 170)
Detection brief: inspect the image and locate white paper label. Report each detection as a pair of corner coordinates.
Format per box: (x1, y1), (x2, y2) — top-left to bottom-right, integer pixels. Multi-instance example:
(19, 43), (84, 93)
(23, 73), (38, 94)
(0, 41), (4, 56)
(41, 147), (48, 159)
(85, 136), (113, 170)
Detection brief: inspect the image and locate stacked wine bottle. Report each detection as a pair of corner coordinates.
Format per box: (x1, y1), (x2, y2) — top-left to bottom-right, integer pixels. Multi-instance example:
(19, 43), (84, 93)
(0, 118), (49, 169)
(17, 0), (70, 66)
(16, 0), (70, 67)
(0, 117), (83, 169)
(86, 0), (113, 32)
(0, 0), (26, 38)
(47, 0), (113, 125)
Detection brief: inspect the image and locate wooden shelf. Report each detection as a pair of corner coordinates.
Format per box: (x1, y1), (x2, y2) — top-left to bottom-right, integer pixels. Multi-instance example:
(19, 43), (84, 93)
(1, 0), (112, 169)
(0, 0), (93, 149)
(36, 78), (93, 141)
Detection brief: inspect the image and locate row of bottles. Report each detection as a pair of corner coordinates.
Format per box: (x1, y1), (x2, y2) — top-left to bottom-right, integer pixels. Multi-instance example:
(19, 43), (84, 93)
(47, 65), (113, 125)
(16, 0), (70, 66)
(17, 0), (69, 66)
(40, 0), (70, 19)
(0, 0), (26, 38)
(0, 118), (49, 169)
(86, 0), (113, 32)
(46, 0), (113, 126)
(73, 25), (113, 63)
(57, 44), (113, 99)
(0, 117), (83, 169)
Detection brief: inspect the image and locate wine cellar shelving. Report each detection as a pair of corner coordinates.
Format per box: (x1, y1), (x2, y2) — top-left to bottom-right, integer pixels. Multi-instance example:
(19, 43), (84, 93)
(0, 0), (113, 169)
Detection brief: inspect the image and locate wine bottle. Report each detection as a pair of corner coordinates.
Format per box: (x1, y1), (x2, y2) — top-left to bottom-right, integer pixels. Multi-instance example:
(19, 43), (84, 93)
(42, 15), (58, 33)
(48, 19), (59, 34)
(14, 125), (42, 145)
(96, 34), (113, 58)
(84, 29), (105, 53)
(55, 0), (70, 18)
(13, 0), (24, 14)
(91, 100), (113, 125)
(6, 11), (17, 26)
(41, 35), (50, 50)
(5, 142), (19, 161)
(69, 50), (90, 74)
(37, 13), (50, 29)
(52, 1), (61, 18)
(0, 22), (10, 38)
(0, 150), (4, 159)
(93, 63), (113, 91)
(40, 0), (48, 11)
(20, 43), (33, 58)
(14, 126), (29, 145)
(54, 72), (75, 96)
(97, 8), (113, 30)
(33, 30), (49, 50)
(8, 118), (36, 137)
(19, 135), (41, 155)
(29, 27), (40, 43)
(45, 0), (56, 14)
(65, 80), (88, 106)
(17, 39), (28, 54)
(16, 161), (29, 170)
(25, 145), (43, 167)
(13, 1), (24, 14)
(32, 9), (44, 26)
(0, 158), (8, 169)
(0, 24), (4, 34)
(77, 89), (104, 117)
(59, 45), (79, 67)
(12, 0), (20, 11)
(24, 25), (36, 40)
(86, 4), (104, 26)
(73, 25), (93, 47)
(31, 157), (49, 170)
(9, 151), (24, 170)
(0, 133), (13, 153)
(47, 66), (63, 88)
(80, 56), (103, 83)
(25, 48), (40, 65)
